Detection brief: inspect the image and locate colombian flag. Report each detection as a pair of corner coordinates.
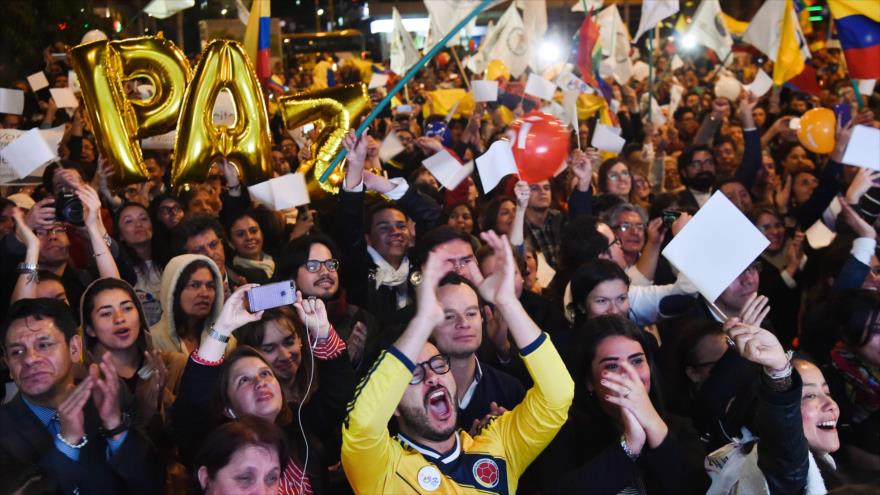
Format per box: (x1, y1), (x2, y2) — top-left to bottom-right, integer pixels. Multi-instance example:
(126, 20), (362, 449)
(828, 0), (880, 79)
(244, 0), (271, 82)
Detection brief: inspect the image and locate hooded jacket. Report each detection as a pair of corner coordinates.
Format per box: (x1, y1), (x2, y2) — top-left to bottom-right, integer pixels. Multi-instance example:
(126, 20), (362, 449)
(149, 254), (225, 355)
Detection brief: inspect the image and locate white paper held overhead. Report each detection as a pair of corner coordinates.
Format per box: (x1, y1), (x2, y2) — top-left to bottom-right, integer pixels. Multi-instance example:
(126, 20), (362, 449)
(0, 128), (58, 179)
(662, 191), (769, 302)
(475, 140), (518, 193)
(472, 80), (499, 102)
(841, 125), (880, 171)
(0, 88), (24, 115)
(745, 69), (773, 97)
(247, 180), (275, 208)
(27, 72), (49, 92)
(378, 131), (405, 162)
(422, 149), (471, 190)
(368, 73), (389, 90)
(591, 123), (625, 154)
(805, 220), (837, 250)
(270, 173), (310, 210)
(524, 73), (557, 101)
(49, 88), (79, 109)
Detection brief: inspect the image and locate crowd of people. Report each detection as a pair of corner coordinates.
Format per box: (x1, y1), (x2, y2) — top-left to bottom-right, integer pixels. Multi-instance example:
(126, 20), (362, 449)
(0, 20), (879, 495)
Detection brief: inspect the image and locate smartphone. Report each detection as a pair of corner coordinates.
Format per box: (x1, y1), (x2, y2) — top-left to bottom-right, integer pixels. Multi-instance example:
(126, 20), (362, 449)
(833, 103), (852, 128)
(396, 104), (413, 114)
(788, 117), (801, 130)
(247, 280), (297, 313)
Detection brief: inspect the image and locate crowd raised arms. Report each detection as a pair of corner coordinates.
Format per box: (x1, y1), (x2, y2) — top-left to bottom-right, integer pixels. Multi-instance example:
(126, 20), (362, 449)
(1, 1), (880, 493)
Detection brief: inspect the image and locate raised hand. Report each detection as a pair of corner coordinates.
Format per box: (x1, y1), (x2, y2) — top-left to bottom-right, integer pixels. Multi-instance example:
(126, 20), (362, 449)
(483, 305), (511, 358)
(12, 207), (39, 251)
(342, 130), (368, 188)
(89, 356), (123, 433)
(839, 198), (876, 239)
(723, 318), (788, 371)
(513, 180), (530, 208)
(25, 197), (57, 231)
(140, 350), (168, 421)
(784, 231), (805, 276)
(74, 184), (103, 230)
(570, 148), (595, 192)
(293, 290), (330, 341)
(468, 231), (517, 307)
(57, 378), (93, 444)
(468, 401), (508, 437)
(845, 167), (880, 205)
(415, 136), (444, 154)
(738, 293), (771, 327)
(215, 284), (264, 335)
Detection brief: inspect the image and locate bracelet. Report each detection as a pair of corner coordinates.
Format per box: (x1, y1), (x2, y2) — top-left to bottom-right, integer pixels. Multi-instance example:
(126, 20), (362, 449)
(56, 433), (88, 449)
(620, 435), (639, 461)
(209, 327), (229, 343)
(99, 412), (131, 438)
(764, 350), (795, 380)
(102, 233), (112, 247)
(191, 349), (224, 366)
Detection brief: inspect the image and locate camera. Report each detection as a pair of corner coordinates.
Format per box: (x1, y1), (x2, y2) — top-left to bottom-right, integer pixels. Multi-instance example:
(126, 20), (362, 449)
(661, 210), (681, 230)
(55, 189), (84, 226)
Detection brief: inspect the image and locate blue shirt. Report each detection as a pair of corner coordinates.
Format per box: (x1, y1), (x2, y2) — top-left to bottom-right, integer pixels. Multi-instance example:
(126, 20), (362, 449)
(22, 396), (128, 461)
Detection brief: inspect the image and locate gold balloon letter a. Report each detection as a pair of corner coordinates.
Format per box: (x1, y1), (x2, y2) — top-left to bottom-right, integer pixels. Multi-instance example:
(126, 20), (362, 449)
(172, 40), (273, 187)
(278, 84), (370, 196)
(69, 36), (191, 184)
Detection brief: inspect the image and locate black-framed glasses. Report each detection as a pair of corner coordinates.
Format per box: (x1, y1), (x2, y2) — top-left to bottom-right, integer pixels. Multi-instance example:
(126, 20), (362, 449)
(687, 158), (715, 170)
(410, 354), (451, 385)
(304, 259), (340, 273)
(604, 237), (621, 257)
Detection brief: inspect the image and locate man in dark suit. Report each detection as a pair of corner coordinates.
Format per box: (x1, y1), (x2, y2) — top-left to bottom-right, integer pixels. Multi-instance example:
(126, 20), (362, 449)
(0, 298), (162, 494)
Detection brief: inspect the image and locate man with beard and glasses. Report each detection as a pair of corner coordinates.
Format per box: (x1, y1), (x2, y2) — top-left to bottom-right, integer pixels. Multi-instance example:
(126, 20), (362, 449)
(676, 144), (718, 210)
(282, 233), (381, 373)
(341, 232), (573, 494)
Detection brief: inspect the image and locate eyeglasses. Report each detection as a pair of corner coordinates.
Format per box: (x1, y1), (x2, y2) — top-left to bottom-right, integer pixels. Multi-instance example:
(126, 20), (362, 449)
(447, 255), (474, 271)
(608, 170), (631, 182)
(158, 205), (182, 215)
(757, 222), (783, 232)
(687, 158), (715, 170)
(304, 259), (340, 273)
(410, 354), (451, 385)
(616, 222), (645, 233)
(35, 227), (67, 237)
(605, 237), (622, 257)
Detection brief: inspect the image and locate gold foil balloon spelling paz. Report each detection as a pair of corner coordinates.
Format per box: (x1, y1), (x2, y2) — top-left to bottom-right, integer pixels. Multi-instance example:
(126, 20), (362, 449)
(69, 35), (191, 185)
(279, 84), (370, 199)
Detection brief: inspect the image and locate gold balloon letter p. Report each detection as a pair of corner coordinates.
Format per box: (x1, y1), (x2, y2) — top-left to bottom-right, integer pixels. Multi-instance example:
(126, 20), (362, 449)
(69, 36), (191, 185)
(171, 40), (274, 187)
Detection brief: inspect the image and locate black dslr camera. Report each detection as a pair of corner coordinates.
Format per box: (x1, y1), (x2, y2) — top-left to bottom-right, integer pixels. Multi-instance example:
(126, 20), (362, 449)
(55, 188), (84, 226)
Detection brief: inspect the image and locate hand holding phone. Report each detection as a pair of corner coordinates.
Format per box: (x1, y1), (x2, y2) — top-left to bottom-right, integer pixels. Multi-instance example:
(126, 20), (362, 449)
(293, 291), (331, 341)
(246, 280), (297, 313)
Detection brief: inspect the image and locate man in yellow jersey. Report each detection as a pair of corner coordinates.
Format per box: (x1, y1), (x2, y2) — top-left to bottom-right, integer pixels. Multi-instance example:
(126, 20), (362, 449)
(342, 230), (574, 494)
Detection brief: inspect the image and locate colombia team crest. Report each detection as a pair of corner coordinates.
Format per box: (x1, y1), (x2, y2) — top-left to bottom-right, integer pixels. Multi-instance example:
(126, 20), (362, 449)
(472, 458), (500, 489)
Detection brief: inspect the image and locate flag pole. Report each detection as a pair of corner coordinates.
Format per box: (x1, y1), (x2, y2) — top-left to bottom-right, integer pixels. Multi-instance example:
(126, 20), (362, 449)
(320, 0), (494, 183)
(647, 27), (655, 117)
(450, 47), (472, 90)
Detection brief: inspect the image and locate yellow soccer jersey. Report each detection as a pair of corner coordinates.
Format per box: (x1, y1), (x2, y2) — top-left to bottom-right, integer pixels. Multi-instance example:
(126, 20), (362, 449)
(341, 333), (574, 494)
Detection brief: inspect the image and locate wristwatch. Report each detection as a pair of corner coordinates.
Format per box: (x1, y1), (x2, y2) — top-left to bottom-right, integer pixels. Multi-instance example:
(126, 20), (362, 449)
(99, 411), (131, 438)
(209, 327), (229, 343)
(620, 435), (639, 461)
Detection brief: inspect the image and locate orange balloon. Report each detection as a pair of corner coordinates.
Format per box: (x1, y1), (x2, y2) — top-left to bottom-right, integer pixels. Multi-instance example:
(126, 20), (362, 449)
(797, 107), (836, 154)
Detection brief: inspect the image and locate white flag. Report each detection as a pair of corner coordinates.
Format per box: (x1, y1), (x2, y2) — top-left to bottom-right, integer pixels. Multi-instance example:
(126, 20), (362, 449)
(687, 0), (733, 62)
(633, 0), (680, 42)
(597, 6), (634, 84)
(571, 0), (604, 12)
(473, 3), (530, 78)
(389, 7), (420, 75)
(466, 20), (495, 74)
(424, 0), (497, 50)
(742, 0), (811, 64)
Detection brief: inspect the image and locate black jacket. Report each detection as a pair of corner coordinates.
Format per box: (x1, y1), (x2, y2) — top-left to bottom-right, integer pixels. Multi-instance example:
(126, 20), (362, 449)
(0, 393), (163, 495)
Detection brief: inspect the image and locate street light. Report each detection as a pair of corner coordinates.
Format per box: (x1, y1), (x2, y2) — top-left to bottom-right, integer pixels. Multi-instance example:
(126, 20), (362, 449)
(220, 8), (228, 16)
(317, 8), (325, 16)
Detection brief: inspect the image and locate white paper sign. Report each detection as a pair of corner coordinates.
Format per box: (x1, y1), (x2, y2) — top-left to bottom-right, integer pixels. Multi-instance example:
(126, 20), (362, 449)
(270, 173), (310, 209)
(805, 220), (837, 249)
(591, 123), (625, 153)
(671, 54), (684, 71)
(69, 70), (80, 93)
(556, 71), (593, 94)
(632, 61), (650, 82)
(247, 180), (275, 208)
(0, 88), (24, 115)
(745, 69), (773, 97)
(857, 79), (877, 97)
(0, 126), (64, 183)
(841, 125), (880, 171)
(0, 128), (58, 180)
(524, 73), (557, 101)
(378, 131), (406, 162)
(368, 72), (389, 90)
(475, 140), (518, 193)
(662, 191), (769, 302)
(422, 149), (471, 190)
(472, 80), (499, 102)
(212, 90), (236, 127)
(49, 88), (79, 109)
(141, 130), (177, 150)
(27, 72), (49, 91)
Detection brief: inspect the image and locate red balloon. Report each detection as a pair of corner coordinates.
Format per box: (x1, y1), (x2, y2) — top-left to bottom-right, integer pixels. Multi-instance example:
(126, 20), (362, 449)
(507, 112), (570, 183)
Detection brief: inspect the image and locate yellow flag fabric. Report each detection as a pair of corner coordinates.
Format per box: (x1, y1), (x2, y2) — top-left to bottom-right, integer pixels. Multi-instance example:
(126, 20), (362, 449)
(720, 13), (749, 36)
(422, 89), (475, 118)
(773, 0), (806, 85)
(243, 0), (270, 63)
(312, 60), (333, 90)
(827, 0), (880, 22)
